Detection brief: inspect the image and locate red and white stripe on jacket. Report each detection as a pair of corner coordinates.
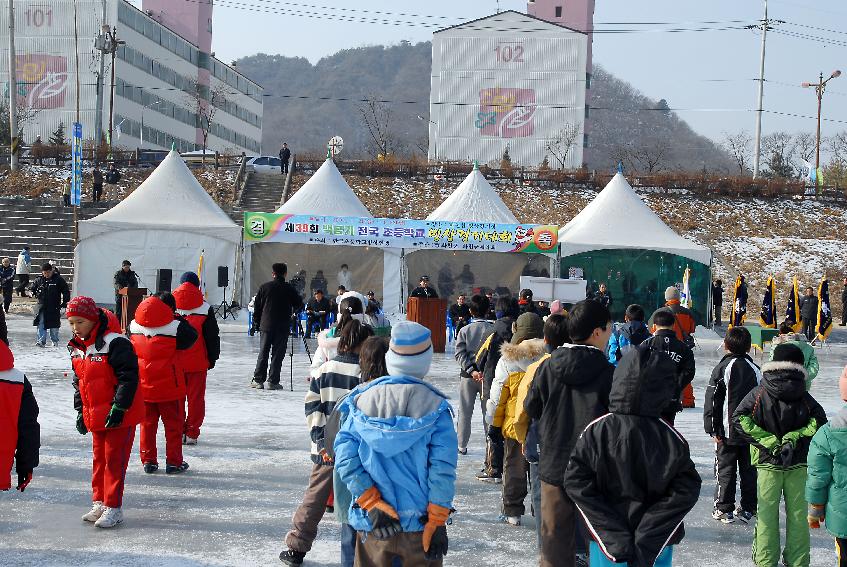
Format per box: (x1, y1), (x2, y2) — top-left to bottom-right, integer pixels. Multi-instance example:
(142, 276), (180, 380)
(176, 303), (211, 373)
(0, 367), (25, 490)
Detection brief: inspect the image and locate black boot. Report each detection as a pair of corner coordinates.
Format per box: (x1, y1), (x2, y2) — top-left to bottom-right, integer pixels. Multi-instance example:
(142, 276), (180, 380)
(279, 550), (306, 566)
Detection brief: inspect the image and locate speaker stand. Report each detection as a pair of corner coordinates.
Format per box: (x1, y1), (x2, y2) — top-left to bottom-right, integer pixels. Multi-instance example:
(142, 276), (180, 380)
(215, 285), (237, 320)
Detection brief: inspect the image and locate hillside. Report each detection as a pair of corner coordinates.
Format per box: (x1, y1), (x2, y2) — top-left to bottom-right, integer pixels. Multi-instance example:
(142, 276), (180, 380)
(236, 43), (735, 172)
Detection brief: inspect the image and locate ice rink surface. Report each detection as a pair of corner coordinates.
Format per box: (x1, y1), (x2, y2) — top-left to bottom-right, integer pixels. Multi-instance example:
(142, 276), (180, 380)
(2, 313), (846, 566)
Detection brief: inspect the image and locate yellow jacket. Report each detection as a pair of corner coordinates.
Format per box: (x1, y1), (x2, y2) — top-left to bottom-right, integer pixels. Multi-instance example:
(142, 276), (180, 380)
(486, 338), (546, 441)
(513, 352), (551, 443)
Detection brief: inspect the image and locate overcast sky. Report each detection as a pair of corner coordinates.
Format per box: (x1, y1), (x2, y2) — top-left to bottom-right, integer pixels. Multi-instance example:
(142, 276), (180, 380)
(135, 0), (847, 146)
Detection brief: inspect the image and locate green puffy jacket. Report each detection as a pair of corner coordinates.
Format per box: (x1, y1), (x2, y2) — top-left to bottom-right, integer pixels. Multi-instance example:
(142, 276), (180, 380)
(769, 335), (818, 390)
(806, 406), (847, 539)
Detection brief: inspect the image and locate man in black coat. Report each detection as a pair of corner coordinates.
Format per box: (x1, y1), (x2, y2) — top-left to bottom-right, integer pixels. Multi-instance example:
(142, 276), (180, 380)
(30, 263), (70, 347)
(712, 279), (724, 326)
(304, 289), (330, 339)
(448, 294), (471, 335)
(113, 260), (139, 322)
(250, 263), (303, 390)
(565, 342), (702, 567)
(279, 143), (291, 174)
(799, 286), (818, 341)
(410, 275), (438, 298)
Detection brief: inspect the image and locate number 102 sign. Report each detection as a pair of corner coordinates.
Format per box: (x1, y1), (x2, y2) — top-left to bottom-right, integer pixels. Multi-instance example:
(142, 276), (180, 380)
(494, 42), (525, 63)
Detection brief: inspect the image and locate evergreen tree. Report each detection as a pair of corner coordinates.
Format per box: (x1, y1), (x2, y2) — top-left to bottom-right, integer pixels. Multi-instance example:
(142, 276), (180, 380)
(49, 122), (67, 146)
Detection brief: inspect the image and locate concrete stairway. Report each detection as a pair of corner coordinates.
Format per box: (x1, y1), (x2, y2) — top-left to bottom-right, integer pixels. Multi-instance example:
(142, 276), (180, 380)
(229, 171), (288, 224)
(0, 197), (115, 286)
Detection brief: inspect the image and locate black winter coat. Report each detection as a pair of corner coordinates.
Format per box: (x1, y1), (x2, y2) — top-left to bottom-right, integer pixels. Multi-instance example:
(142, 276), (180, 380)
(306, 297), (331, 315)
(799, 295), (818, 320)
(252, 278), (303, 332)
(703, 353), (761, 444)
(477, 316), (513, 399)
(0, 265), (14, 291)
(0, 308), (7, 345)
(410, 286), (439, 298)
(525, 343), (614, 487)
(16, 376), (40, 475)
(732, 361), (827, 470)
(712, 283), (723, 306)
(30, 273), (70, 329)
(565, 346), (701, 567)
(647, 330), (696, 418)
(113, 269), (139, 293)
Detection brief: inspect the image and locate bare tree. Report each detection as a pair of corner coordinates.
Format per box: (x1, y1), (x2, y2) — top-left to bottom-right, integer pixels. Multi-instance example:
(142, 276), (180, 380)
(792, 131), (816, 164)
(827, 131), (847, 165)
(359, 95), (396, 159)
(187, 81), (231, 163)
(0, 100), (42, 145)
(545, 123), (582, 169)
(631, 137), (670, 173)
(762, 131), (794, 177)
(722, 130), (753, 174)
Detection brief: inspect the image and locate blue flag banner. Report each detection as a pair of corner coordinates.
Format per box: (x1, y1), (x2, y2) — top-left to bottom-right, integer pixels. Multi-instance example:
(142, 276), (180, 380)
(759, 276), (777, 328)
(728, 275), (748, 328)
(785, 277), (801, 333)
(71, 122), (83, 206)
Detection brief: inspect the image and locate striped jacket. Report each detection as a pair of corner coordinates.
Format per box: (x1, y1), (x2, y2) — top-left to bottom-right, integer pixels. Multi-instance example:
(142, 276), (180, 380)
(305, 352), (361, 464)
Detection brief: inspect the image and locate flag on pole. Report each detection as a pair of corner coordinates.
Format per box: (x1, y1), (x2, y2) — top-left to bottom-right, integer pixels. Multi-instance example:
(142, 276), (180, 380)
(197, 249), (206, 298)
(728, 275), (748, 328)
(785, 277), (801, 333)
(680, 265), (692, 309)
(816, 278), (833, 342)
(800, 159), (816, 184)
(759, 276), (777, 328)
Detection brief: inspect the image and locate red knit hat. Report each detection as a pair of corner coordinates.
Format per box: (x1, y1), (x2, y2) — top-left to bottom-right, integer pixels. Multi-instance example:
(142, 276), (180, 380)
(66, 296), (100, 322)
(0, 340), (13, 371)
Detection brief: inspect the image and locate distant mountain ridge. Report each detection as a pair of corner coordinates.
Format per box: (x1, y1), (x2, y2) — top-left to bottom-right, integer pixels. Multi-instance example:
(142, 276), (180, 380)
(236, 42), (734, 171)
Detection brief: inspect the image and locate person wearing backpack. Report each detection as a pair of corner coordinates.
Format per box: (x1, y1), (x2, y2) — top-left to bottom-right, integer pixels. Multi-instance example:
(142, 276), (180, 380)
(607, 304), (651, 366)
(650, 287), (697, 408)
(648, 310), (696, 425)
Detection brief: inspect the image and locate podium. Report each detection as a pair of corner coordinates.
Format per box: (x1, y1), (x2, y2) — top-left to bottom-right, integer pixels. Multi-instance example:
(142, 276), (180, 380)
(407, 297), (448, 353)
(119, 287), (148, 332)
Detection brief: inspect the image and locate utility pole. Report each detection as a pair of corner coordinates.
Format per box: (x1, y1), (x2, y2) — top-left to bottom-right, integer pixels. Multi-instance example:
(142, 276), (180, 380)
(803, 70), (842, 191)
(106, 26), (125, 154)
(73, 0), (79, 244)
(94, 0), (107, 154)
(749, 0), (781, 178)
(7, 0), (18, 171)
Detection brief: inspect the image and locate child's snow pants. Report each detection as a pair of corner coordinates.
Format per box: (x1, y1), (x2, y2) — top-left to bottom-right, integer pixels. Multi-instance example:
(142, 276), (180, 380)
(91, 426), (135, 508)
(753, 467), (810, 567)
(140, 400), (184, 466)
(183, 370), (207, 439)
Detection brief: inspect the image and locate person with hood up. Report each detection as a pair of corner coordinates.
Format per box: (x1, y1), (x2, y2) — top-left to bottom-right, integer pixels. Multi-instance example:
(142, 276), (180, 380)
(648, 310), (696, 425)
(474, 296), (516, 483)
(129, 293), (197, 475)
(334, 321), (457, 567)
(15, 246), (31, 297)
(703, 326), (761, 525)
(564, 341), (702, 567)
(173, 272), (220, 445)
(486, 312), (545, 527)
(67, 296), (144, 528)
(650, 286), (697, 408)
(453, 294), (493, 455)
(732, 343), (828, 567)
(524, 299), (615, 567)
(0, 340), (40, 493)
(607, 304), (651, 366)
(769, 320), (819, 390)
(806, 364), (847, 566)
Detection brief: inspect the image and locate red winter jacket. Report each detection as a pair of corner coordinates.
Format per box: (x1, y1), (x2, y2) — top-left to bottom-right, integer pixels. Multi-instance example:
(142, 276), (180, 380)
(129, 297), (198, 403)
(70, 309), (144, 432)
(0, 342), (40, 490)
(173, 283), (220, 373)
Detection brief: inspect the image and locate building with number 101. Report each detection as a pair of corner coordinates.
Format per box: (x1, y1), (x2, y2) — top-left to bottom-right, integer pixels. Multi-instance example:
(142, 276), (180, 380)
(429, 10), (589, 168)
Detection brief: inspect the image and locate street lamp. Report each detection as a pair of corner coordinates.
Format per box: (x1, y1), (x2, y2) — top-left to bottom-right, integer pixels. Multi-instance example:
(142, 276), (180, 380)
(802, 69), (841, 189)
(417, 114), (438, 162)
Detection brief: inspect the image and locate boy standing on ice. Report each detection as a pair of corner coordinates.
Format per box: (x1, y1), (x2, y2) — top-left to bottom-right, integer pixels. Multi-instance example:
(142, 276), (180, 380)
(732, 343), (827, 567)
(704, 326), (761, 524)
(130, 293), (197, 474)
(0, 340), (40, 493)
(67, 296), (144, 528)
(806, 365), (847, 565)
(173, 272), (220, 445)
(565, 343), (702, 567)
(334, 321), (457, 567)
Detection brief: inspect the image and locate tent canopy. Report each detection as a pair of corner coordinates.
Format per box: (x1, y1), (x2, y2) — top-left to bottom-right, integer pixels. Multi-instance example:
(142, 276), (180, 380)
(79, 150), (240, 243)
(427, 165), (518, 223)
(276, 159), (371, 216)
(559, 173), (712, 265)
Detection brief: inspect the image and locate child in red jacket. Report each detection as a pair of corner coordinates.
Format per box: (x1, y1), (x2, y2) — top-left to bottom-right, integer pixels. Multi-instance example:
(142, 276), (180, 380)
(67, 296), (143, 528)
(0, 340), (40, 494)
(173, 272), (220, 445)
(129, 293), (197, 474)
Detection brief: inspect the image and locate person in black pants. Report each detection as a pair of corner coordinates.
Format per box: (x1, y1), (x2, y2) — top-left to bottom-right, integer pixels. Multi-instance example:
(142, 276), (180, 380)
(712, 279), (724, 326)
(250, 262), (303, 390)
(1, 257), (14, 313)
(92, 167), (103, 202)
(113, 260), (138, 323)
(304, 289), (330, 338)
(799, 286), (819, 341)
(279, 143), (291, 174)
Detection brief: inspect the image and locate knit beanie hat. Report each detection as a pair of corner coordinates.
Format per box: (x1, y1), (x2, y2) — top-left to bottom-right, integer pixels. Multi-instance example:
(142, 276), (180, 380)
(180, 271), (200, 287)
(771, 343), (805, 366)
(665, 286), (680, 301)
(512, 312), (544, 344)
(0, 340), (13, 371)
(66, 296), (99, 322)
(385, 321), (433, 379)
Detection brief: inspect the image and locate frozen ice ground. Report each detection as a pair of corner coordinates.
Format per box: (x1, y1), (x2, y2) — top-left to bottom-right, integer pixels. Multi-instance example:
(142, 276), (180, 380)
(1, 313), (846, 567)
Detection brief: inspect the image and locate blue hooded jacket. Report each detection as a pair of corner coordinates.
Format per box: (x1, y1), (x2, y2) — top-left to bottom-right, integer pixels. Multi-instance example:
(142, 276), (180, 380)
(334, 375), (457, 533)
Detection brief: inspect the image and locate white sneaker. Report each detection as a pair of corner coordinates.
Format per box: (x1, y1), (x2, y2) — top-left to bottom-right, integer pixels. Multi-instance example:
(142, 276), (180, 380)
(184, 436), (198, 446)
(82, 501), (105, 522)
(94, 506), (124, 528)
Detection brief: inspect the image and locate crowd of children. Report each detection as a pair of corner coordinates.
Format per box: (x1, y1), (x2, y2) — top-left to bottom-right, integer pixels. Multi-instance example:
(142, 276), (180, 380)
(3, 279), (847, 567)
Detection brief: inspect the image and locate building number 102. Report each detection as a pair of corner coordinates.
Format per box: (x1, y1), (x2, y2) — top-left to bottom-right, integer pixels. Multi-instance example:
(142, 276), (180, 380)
(25, 7), (53, 28)
(494, 43), (525, 63)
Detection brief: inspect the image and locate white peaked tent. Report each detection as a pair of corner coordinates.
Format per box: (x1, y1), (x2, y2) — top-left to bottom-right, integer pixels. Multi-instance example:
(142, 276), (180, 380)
(246, 159), (403, 314)
(74, 150), (241, 305)
(558, 172), (711, 264)
(558, 172), (713, 323)
(405, 165), (549, 301)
